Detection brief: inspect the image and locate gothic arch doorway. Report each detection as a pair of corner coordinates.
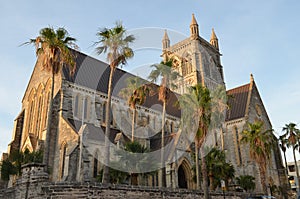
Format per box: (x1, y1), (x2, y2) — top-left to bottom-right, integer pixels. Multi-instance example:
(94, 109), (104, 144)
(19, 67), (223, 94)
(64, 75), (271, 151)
(177, 159), (193, 189)
(178, 164), (187, 188)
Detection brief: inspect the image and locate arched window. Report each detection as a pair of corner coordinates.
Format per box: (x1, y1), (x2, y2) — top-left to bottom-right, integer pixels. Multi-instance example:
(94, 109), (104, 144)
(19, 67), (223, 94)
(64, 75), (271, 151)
(43, 92), (50, 129)
(36, 95), (43, 137)
(60, 143), (67, 179)
(111, 104), (116, 126)
(234, 126), (242, 166)
(28, 99), (35, 134)
(165, 120), (169, 133)
(153, 116), (156, 130)
(102, 102), (106, 123)
(170, 122), (174, 133)
(83, 97), (90, 120)
(93, 151), (99, 178)
(74, 95), (79, 117)
(147, 115), (150, 125)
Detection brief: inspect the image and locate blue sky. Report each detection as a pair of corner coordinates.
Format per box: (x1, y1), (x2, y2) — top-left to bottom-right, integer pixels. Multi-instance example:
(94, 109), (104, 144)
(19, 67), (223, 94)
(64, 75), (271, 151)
(0, 0), (299, 162)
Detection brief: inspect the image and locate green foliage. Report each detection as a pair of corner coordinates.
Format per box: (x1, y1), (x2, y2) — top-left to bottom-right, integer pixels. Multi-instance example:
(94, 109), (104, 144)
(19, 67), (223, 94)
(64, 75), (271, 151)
(97, 168), (128, 184)
(148, 58), (180, 102)
(282, 123), (299, 147)
(124, 141), (148, 153)
(205, 147), (235, 190)
(24, 27), (77, 75)
(209, 85), (228, 130)
(95, 21), (135, 69)
(241, 121), (275, 172)
(179, 84), (211, 145)
(241, 121), (275, 193)
(0, 149), (43, 181)
(114, 141), (155, 185)
(116, 141), (152, 174)
(236, 175), (256, 192)
(118, 76), (149, 108)
(0, 159), (17, 181)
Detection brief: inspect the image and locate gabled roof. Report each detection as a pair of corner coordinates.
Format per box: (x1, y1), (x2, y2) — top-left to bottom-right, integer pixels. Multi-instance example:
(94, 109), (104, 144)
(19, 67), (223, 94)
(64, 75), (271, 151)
(225, 83), (250, 121)
(62, 50), (181, 118)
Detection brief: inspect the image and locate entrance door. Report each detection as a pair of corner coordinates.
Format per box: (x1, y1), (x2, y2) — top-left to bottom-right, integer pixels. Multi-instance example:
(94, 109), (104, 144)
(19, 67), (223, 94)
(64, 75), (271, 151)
(178, 164), (187, 188)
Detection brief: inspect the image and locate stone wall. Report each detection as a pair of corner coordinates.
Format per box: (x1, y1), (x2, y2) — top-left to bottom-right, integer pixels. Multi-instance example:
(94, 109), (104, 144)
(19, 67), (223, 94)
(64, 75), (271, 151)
(0, 163), (248, 199)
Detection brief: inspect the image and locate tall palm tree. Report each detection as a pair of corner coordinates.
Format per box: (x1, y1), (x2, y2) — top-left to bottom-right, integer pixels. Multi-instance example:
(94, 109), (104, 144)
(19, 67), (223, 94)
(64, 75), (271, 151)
(278, 135), (290, 186)
(95, 22), (135, 183)
(119, 77), (149, 141)
(179, 84), (211, 198)
(241, 121), (275, 194)
(25, 27), (77, 171)
(148, 58), (179, 187)
(282, 123), (300, 192)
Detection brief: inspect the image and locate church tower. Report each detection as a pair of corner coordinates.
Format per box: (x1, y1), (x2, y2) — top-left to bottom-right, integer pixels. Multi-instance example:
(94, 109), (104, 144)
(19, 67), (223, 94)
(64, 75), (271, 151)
(162, 14), (225, 94)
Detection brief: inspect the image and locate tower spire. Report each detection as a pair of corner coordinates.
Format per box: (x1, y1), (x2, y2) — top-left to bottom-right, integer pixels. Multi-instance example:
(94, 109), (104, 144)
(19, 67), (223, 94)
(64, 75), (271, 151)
(190, 14), (199, 40)
(162, 29), (170, 49)
(210, 28), (219, 50)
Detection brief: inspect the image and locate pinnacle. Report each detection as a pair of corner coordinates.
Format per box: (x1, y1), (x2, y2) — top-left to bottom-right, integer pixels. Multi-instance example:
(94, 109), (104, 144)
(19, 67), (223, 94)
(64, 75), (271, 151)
(190, 13), (198, 26)
(210, 28), (218, 40)
(163, 30), (169, 41)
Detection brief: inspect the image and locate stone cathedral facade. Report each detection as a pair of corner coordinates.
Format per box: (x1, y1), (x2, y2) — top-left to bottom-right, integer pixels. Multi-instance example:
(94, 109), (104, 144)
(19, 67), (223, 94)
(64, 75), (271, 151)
(4, 14), (285, 192)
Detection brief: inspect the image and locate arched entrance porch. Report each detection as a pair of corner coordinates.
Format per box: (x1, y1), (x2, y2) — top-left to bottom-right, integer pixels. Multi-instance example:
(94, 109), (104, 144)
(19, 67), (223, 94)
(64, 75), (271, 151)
(177, 159), (193, 189)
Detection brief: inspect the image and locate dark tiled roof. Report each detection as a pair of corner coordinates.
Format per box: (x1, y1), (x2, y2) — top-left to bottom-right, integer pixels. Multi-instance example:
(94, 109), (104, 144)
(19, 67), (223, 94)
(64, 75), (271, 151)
(225, 83), (250, 121)
(63, 50), (181, 118)
(149, 132), (175, 152)
(67, 118), (119, 143)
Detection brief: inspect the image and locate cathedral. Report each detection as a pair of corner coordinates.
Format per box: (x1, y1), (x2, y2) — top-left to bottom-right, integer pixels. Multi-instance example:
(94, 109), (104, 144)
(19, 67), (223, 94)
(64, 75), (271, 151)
(5, 14), (285, 193)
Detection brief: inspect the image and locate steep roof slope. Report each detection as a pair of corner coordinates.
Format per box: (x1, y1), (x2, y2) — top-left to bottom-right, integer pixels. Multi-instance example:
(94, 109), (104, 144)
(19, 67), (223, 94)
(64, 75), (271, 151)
(225, 83), (250, 121)
(62, 50), (181, 118)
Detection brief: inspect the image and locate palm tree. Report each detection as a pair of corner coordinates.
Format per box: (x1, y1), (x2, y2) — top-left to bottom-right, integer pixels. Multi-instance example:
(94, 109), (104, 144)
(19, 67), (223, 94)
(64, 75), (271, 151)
(114, 141), (154, 185)
(236, 175), (256, 192)
(148, 58), (179, 187)
(95, 22), (135, 183)
(119, 77), (149, 141)
(123, 141), (148, 185)
(179, 84), (211, 198)
(205, 147), (234, 191)
(282, 123), (300, 192)
(278, 135), (290, 186)
(220, 162), (235, 190)
(241, 121), (275, 194)
(25, 27), (77, 171)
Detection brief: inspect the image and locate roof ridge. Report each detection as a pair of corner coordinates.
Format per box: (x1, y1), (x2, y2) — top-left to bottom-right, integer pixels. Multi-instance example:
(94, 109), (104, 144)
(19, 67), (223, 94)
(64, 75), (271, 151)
(226, 83), (250, 93)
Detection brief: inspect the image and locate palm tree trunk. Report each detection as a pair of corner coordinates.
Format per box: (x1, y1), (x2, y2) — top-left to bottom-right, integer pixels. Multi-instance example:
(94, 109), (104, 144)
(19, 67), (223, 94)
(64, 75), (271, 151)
(43, 72), (55, 172)
(195, 142), (200, 189)
(131, 173), (138, 185)
(102, 67), (115, 184)
(160, 100), (166, 187)
(258, 164), (267, 194)
(131, 108), (136, 142)
(209, 171), (214, 191)
(283, 151), (290, 186)
(293, 148), (300, 193)
(201, 148), (209, 199)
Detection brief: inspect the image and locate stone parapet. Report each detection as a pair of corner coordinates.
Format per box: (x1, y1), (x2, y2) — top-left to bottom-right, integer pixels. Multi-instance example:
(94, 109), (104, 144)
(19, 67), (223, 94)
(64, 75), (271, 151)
(1, 181), (247, 199)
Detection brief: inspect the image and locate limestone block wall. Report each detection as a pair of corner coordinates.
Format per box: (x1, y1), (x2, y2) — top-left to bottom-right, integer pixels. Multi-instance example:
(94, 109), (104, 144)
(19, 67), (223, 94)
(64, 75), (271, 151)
(0, 163), (249, 199)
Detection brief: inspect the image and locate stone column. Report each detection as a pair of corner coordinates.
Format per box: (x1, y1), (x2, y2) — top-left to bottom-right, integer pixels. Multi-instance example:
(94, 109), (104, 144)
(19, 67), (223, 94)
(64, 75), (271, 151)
(15, 163), (49, 199)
